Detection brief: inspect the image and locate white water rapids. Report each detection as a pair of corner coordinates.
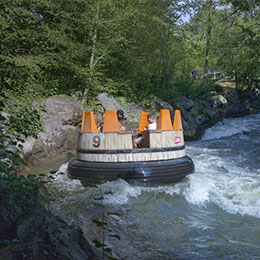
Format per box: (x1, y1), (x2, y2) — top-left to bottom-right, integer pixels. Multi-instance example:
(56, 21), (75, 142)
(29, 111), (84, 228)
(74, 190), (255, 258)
(48, 113), (260, 260)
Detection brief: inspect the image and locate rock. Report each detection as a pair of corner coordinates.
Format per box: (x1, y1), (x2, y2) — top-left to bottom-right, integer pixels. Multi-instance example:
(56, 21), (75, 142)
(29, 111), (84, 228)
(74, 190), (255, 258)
(21, 136), (37, 155)
(180, 109), (205, 141)
(211, 94), (228, 109)
(18, 96), (80, 172)
(32, 144), (44, 154)
(189, 104), (199, 117)
(61, 126), (78, 149)
(184, 125), (205, 141)
(53, 129), (67, 145)
(97, 93), (127, 114)
(176, 96), (195, 111)
(13, 206), (98, 260)
(0, 112), (9, 133)
(42, 95), (83, 126)
(16, 88), (260, 169)
(22, 126), (78, 169)
(225, 91), (239, 104)
(181, 117), (189, 130)
(225, 103), (250, 118)
(161, 101), (174, 112)
(203, 103), (214, 119)
(196, 114), (205, 123)
(43, 117), (63, 134)
(97, 93), (146, 128)
(0, 112), (9, 120)
(128, 104), (144, 118)
(96, 93), (175, 128)
(149, 98), (174, 114)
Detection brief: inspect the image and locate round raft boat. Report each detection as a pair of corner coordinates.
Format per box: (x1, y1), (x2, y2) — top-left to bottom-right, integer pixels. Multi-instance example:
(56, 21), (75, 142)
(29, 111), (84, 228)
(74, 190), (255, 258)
(68, 109), (194, 185)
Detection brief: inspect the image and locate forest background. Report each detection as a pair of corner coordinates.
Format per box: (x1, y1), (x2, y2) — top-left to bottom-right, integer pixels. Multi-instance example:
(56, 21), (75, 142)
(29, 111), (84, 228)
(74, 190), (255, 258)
(1, 0), (259, 110)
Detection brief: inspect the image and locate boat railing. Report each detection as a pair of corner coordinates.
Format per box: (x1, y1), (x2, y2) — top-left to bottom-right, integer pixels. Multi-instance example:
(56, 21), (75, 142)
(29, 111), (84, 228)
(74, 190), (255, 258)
(78, 109), (184, 150)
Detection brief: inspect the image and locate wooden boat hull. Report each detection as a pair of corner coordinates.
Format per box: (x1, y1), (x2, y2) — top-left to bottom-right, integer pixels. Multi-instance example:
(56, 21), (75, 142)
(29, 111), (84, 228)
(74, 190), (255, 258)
(68, 109), (195, 185)
(67, 155), (194, 185)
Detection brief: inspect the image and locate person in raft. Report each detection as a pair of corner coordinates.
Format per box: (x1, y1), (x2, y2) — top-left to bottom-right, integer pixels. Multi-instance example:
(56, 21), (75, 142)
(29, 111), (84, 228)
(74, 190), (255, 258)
(134, 113), (157, 148)
(145, 113), (157, 130)
(117, 109), (126, 131)
(96, 111), (105, 132)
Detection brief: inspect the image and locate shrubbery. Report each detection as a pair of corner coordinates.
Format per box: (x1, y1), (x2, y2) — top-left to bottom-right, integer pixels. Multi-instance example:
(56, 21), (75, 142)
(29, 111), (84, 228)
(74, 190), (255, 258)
(172, 78), (216, 101)
(8, 104), (43, 138)
(0, 174), (44, 247)
(0, 95), (46, 258)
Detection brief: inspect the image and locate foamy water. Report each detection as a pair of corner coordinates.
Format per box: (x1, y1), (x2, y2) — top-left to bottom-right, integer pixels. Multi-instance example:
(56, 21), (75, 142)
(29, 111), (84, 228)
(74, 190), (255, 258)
(202, 113), (260, 140)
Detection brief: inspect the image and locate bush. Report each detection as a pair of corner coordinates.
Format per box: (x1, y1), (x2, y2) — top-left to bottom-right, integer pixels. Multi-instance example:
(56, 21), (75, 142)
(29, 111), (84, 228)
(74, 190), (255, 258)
(0, 93), (47, 258)
(8, 104), (43, 138)
(173, 78), (216, 100)
(212, 82), (224, 93)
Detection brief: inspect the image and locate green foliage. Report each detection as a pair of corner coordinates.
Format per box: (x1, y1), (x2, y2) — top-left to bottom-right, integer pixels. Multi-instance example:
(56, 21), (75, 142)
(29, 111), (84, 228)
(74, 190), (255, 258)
(8, 104), (43, 138)
(184, 0), (260, 92)
(0, 174), (44, 225)
(0, 95), (24, 173)
(84, 179), (120, 260)
(212, 83), (223, 93)
(83, 98), (104, 113)
(173, 77), (215, 100)
(0, 0), (259, 105)
(1, 0), (259, 257)
(0, 98), (48, 253)
(0, 0), (188, 105)
(215, 10), (260, 89)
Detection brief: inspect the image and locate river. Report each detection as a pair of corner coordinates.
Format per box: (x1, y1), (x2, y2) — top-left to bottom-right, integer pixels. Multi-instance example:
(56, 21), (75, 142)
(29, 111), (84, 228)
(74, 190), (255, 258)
(48, 113), (260, 260)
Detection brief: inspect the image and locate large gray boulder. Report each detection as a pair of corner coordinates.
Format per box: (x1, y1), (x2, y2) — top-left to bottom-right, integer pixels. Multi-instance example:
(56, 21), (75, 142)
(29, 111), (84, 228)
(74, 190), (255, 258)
(42, 95), (83, 126)
(176, 96), (195, 111)
(180, 109), (205, 141)
(43, 117), (63, 134)
(128, 104), (144, 117)
(149, 98), (174, 114)
(97, 93), (144, 127)
(19, 96), (82, 172)
(6, 206), (98, 260)
(97, 93), (127, 115)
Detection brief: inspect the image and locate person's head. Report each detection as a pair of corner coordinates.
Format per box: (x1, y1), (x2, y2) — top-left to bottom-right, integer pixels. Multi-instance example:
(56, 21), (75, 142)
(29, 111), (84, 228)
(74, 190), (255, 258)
(117, 109), (125, 122)
(147, 113), (156, 124)
(95, 111), (105, 125)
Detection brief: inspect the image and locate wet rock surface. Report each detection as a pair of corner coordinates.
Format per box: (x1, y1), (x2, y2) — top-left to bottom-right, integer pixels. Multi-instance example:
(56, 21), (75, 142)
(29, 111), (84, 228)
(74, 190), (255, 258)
(0, 205), (98, 260)
(175, 89), (260, 141)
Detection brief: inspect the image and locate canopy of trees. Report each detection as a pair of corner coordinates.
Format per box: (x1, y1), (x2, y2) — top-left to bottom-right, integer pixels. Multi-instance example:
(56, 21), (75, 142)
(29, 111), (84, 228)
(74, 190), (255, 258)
(1, 0), (259, 106)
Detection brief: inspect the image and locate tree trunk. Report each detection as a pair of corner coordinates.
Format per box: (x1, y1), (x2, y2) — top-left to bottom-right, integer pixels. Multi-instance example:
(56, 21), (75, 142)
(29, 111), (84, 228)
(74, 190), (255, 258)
(204, 31), (211, 78)
(204, 1), (213, 79)
(82, 3), (100, 104)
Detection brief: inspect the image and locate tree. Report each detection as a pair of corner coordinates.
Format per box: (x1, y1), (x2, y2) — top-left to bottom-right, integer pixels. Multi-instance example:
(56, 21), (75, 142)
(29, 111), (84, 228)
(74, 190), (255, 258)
(213, 0), (260, 89)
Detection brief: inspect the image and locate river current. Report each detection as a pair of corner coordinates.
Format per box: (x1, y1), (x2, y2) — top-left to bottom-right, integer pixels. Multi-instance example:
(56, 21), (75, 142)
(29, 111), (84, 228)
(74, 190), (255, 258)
(48, 113), (260, 260)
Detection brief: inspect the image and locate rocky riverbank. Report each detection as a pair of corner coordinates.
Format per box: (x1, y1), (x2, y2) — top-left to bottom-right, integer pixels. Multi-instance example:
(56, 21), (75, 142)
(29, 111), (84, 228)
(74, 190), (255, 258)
(20, 87), (260, 173)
